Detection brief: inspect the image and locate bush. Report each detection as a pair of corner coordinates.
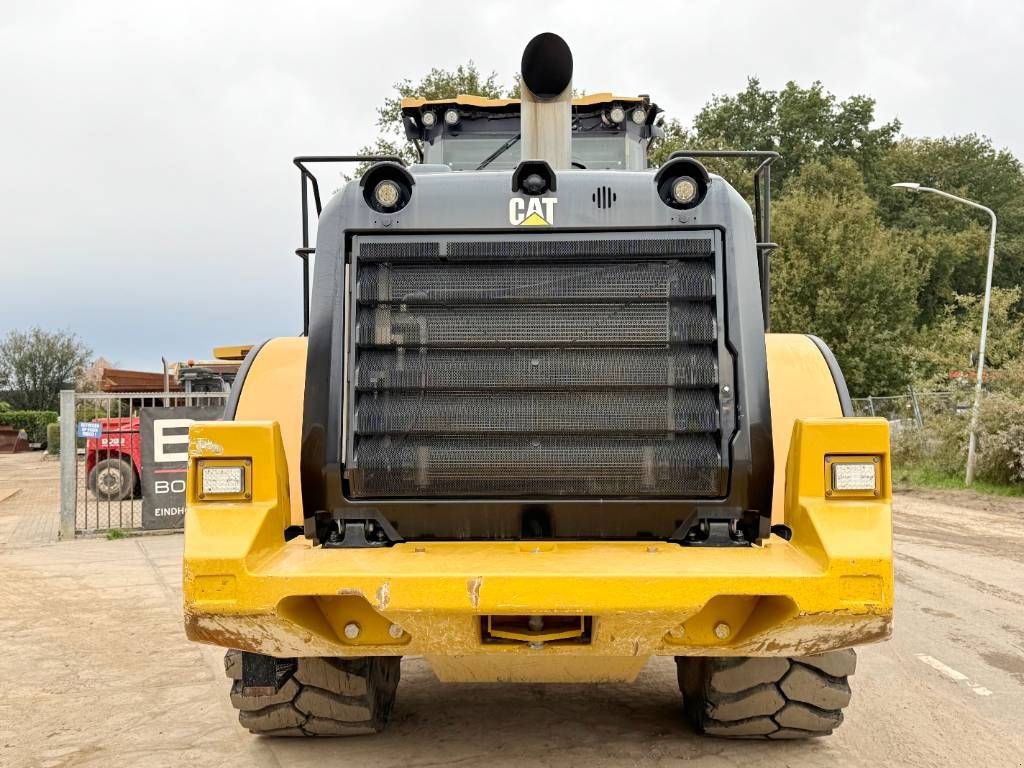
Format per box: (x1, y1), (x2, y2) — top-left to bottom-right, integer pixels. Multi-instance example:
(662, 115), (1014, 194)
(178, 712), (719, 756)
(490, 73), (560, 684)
(46, 422), (60, 455)
(893, 392), (1024, 488)
(0, 409), (58, 444)
(975, 393), (1024, 484)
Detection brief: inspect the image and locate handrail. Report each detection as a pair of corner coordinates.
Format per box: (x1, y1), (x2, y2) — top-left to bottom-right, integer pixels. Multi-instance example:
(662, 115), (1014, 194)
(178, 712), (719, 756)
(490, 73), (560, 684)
(292, 156), (406, 335)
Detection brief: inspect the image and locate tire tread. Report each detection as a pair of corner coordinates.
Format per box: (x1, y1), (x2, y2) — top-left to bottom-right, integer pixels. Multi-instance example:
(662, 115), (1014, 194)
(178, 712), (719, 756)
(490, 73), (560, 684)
(225, 652), (400, 737)
(675, 649), (856, 740)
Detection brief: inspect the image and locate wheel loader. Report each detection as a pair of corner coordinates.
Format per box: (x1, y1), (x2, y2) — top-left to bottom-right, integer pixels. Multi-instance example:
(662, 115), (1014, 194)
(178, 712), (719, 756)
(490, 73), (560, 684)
(183, 33), (893, 739)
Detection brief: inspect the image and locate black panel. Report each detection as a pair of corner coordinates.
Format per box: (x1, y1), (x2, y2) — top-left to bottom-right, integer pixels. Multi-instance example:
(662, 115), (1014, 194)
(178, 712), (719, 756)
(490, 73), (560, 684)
(358, 237), (713, 262)
(356, 348), (718, 391)
(355, 390), (720, 435)
(357, 261), (715, 303)
(355, 303), (716, 347)
(347, 232), (726, 499)
(352, 436), (722, 498)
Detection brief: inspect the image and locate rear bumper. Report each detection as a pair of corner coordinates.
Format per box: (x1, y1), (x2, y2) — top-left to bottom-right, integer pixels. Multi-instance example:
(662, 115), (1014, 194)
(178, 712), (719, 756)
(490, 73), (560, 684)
(183, 419), (894, 667)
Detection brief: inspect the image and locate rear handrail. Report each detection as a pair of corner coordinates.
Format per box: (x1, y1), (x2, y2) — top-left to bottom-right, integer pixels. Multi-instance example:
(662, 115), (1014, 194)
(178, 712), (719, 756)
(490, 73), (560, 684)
(293, 156), (406, 335)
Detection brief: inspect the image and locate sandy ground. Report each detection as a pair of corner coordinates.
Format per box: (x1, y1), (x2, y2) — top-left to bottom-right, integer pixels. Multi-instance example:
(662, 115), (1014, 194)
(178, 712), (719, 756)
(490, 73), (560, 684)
(2, 451), (1024, 767)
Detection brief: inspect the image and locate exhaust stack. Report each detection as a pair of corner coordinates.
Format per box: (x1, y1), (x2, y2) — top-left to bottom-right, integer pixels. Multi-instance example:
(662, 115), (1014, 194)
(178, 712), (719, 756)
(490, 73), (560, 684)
(519, 33), (573, 170)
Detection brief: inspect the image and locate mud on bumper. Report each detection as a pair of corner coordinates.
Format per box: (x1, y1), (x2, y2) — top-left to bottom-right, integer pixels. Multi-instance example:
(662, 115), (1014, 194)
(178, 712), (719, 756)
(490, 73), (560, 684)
(183, 419), (894, 675)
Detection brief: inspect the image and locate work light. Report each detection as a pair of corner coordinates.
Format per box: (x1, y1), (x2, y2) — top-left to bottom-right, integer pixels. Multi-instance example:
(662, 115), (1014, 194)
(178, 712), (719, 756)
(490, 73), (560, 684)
(825, 455), (883, 498)
(672, 177), (698, 205)
(421, 110), (437, 127)
(373, 179), (401, 209)
(196, 459), (251, 501)
(630, 107), (646, 125)
(608, 105), (626, 124)
(444, 108), (460, 126)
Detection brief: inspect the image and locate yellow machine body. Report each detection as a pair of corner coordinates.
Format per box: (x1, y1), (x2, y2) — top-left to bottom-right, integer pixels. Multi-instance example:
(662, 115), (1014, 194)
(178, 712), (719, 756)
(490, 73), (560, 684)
(183, 334), (893, 683)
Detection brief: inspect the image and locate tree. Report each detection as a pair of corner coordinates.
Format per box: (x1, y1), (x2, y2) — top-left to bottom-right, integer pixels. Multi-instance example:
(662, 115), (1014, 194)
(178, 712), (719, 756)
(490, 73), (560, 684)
(770, 159), (923, 397)
(0, 327), (91, 410)
(874, 135), (1024, 302)
(909, 287), (1024, 390)
(652, 78), (900, 196)
(359, 62), (513, 165)
(895, 225), (990, 327)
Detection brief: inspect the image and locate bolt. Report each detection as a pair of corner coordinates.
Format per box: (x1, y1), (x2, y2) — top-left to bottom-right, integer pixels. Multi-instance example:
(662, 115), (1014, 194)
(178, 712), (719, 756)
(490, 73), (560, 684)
(714, 622), (731, 640)
(528, 641), (545, 650)
(528, 615), (544, 632)
(647, 545), (658, 553)
(722, 385), (731, 394)
(388, 623), (404, 639)
(343, 622), (361, 640)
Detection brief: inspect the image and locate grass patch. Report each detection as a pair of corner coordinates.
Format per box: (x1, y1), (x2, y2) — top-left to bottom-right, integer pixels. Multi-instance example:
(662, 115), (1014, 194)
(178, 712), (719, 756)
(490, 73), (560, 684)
(894, 465), (1024, 497)
(105, 528), (128, 540)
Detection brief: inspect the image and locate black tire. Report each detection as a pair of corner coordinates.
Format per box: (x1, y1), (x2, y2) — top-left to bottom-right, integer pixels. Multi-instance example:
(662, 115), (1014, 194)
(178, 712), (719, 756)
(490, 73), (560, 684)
(88, 458), (135, 501)
(676, 649), (856, 739)
(224, 650), (400, 736)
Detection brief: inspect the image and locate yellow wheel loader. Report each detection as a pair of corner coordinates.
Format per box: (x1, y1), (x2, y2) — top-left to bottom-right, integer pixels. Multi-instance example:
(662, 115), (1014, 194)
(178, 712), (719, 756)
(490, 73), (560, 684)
(183, 33), (893, 739)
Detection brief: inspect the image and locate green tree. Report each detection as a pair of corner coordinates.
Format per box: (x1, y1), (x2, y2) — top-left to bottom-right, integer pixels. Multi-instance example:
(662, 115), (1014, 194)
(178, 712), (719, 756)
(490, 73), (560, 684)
(0, 327), (91, 410)
(874, 135), (1024, 302)
(909, 287), (1024, 390)
(359, 62), (512, 165)
(656, 78), (900, 190)
(896, 225), (990, 327)
(770, 159), (923, 396)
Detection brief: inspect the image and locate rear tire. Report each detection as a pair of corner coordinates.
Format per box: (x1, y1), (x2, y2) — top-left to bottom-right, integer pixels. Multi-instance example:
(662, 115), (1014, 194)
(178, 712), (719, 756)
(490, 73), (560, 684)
(676, 650), (856, 739)
(224, 650), (400, 736)
(88, 458), (135, 501)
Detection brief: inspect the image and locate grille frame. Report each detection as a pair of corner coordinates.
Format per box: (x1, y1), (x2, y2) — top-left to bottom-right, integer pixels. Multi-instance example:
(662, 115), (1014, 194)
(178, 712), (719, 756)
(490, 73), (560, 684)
(344, 229), (735, 501)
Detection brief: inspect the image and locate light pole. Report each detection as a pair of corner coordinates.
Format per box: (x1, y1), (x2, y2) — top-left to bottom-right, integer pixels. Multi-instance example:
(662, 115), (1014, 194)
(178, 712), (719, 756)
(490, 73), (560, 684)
(891, 182), (998, 485)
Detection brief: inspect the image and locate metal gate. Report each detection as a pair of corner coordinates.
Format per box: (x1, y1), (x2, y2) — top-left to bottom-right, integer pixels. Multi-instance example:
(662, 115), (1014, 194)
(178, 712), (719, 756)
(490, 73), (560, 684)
(58, 389), (227, 537)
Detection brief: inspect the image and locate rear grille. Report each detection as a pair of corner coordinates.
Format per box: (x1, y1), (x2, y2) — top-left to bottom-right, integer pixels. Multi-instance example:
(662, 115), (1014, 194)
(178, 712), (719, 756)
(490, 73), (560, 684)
(354, 436), (722, 497)
(347, 232), (726, 498)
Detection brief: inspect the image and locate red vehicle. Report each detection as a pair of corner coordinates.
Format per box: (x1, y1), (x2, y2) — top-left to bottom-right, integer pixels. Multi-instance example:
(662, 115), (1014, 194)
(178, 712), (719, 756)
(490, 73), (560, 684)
(86, 417), (141, 501)
(85, 363), (239, 500)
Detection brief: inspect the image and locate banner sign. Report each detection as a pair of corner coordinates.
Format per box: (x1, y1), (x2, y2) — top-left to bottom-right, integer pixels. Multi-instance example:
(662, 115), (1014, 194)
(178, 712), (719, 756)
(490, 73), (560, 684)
(140, 406), (222, 530)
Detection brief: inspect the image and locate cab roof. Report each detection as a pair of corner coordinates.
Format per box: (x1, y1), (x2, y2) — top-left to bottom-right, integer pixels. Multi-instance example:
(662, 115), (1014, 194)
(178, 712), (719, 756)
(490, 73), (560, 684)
(400, 92), (648, 113)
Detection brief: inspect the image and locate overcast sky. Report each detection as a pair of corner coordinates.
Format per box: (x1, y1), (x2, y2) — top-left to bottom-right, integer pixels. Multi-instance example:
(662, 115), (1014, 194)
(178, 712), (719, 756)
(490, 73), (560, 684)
(2, 0), (1021, 371)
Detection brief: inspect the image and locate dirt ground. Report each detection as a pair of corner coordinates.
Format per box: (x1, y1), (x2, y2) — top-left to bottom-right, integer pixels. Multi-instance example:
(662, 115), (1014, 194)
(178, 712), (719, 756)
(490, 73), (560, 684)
(2, 451), (1024, 767)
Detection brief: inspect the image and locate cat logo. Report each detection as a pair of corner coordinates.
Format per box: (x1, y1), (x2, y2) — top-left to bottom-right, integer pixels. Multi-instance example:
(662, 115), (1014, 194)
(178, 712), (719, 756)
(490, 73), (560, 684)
(509, 197), (557, 226)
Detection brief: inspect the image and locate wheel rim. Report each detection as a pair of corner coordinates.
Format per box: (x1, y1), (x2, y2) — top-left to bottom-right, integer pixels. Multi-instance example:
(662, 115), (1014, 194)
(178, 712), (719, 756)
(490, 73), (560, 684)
(97, 467), (124, 496)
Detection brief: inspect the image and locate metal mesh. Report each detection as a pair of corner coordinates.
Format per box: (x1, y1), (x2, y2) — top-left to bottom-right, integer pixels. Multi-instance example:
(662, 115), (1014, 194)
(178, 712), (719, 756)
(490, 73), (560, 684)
(446, 237), (714, 262)
(356, 348), (719, 390)
(355, 303), (716, 347)
(357, 261), (715, 304)
(355, 390), (719, 435)
(351, 436), (723, 497)
(357, 236), (713, 263)
(348, 233), (725, 500)
(358, 240), (440, 262)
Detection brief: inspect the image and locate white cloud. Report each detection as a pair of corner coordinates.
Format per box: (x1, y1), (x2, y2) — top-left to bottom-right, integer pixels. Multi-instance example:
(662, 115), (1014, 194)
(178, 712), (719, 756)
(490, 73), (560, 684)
(2, 0), (1020, 369)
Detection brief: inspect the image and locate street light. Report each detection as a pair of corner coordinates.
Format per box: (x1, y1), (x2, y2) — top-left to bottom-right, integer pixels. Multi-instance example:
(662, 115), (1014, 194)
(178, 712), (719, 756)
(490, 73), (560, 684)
(891, 182), (998, 485)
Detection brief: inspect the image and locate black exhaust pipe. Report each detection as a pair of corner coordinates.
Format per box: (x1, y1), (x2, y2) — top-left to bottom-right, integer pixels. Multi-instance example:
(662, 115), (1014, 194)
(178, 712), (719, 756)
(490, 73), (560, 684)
(519, 33), (573, 170)
(521, 33), (573, 100)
